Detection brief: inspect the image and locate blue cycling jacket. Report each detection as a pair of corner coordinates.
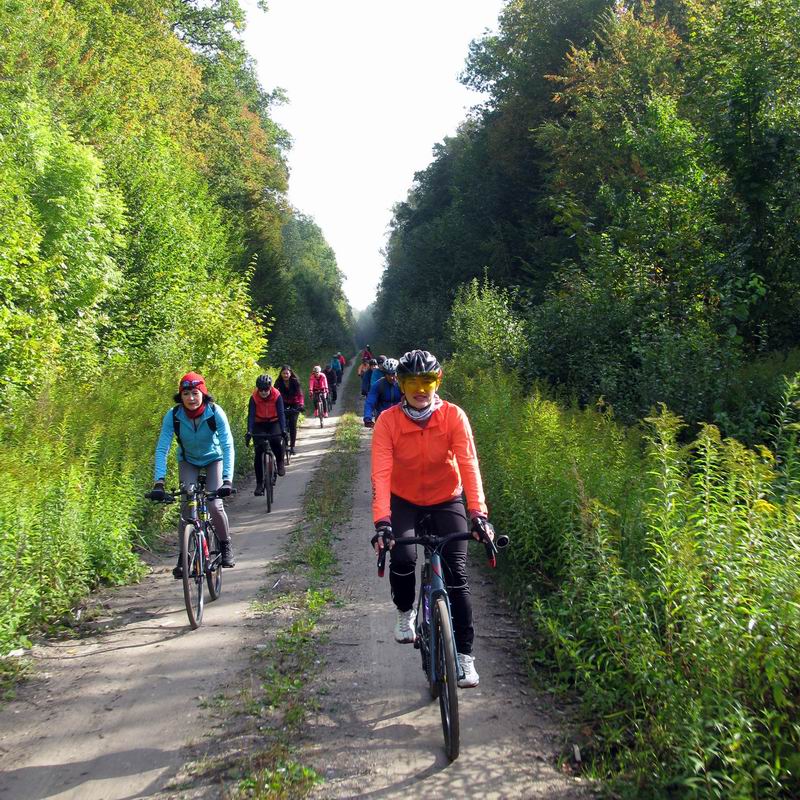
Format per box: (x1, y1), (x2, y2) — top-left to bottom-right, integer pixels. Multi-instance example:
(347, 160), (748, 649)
(364, 377), (402, 420)
(360, 368), (373, 395)
(154, 403), (234, 481)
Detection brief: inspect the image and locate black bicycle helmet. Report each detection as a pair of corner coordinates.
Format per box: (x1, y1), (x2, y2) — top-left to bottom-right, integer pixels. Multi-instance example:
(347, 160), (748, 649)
(368, 358), (378, 367)
(381, 358), (399, 375)
(376, 354), (386, 365)
(256, 374), (273, 390)
(397, 349), (441, 377)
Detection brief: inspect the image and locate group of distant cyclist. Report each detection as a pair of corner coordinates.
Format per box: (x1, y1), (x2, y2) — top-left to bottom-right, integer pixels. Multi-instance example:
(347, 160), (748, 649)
(149, 355), (346, 574)
(149, 345), (496, 690)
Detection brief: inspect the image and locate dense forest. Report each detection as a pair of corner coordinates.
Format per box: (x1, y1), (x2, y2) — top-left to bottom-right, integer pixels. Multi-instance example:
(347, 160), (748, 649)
(0, 0), (352, 660)
(371, 0), (800, 440)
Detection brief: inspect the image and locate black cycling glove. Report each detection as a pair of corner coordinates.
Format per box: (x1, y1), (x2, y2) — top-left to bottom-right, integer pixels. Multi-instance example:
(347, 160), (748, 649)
(371, 521), (394, 549)
(470, 515), (495, 542)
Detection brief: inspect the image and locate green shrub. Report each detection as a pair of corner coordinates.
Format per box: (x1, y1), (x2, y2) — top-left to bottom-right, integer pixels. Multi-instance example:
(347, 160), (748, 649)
(448, 357), (800, 797)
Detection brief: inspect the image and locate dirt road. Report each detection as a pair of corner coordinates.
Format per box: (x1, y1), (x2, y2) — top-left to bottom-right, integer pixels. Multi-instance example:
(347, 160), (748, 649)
(0, 372), (594, 799)
(299, 426), (592, 799)
(0, 384), (349, 800)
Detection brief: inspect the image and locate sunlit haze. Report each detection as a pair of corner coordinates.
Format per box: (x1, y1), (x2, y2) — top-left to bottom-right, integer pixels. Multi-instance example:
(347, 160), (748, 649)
(242, 0), (504, 312)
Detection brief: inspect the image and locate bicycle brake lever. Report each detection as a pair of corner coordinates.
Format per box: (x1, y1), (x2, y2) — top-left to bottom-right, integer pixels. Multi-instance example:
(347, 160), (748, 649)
(377, 546), (387, 577)
(484, 540), (497, 568)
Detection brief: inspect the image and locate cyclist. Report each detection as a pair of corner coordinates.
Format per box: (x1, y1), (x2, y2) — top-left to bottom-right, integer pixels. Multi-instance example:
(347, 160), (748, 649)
(329, 354), (343, 386)
(245, 374), (287, 495)
(336, 352), (346, 372)
(370, 350), (494, 688)
(363, 357), (401, 427)
(151, 372), (236, 574)
(275, 365), (304, 455)
(360, 357), (377, 397)
(322, 364), (338, 410)
(309, 365), (329, 417)
(370, 355), (387, 389)
(357, 355), (370, 378)
(361, 344), (373, 361)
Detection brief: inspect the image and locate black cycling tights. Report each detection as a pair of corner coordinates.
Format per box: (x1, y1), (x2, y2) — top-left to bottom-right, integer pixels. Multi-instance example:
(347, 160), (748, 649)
(388, 494), (473, 655)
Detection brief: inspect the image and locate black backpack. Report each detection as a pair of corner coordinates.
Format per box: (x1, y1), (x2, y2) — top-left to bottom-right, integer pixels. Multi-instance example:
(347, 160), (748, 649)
(173, 403), (217, 460)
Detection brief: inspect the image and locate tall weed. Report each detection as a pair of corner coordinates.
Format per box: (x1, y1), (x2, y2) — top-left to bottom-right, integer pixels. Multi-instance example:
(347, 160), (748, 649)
(448, 362), (800, 797)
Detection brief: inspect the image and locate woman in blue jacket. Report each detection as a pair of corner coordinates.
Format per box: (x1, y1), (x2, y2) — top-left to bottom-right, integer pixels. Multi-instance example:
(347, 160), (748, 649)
(151, 372), (236, 575)
(363, 358), (402, 426)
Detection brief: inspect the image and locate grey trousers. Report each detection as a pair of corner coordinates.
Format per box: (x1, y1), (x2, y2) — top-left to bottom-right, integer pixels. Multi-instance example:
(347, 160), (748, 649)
(179, 460), (230, 541)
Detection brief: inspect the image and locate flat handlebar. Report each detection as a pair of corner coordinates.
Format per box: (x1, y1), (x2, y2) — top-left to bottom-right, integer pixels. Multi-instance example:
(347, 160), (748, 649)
(144, 487), (237, 503)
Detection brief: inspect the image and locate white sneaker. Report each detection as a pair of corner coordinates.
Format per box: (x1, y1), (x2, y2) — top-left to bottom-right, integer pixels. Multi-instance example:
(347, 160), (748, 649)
(457, 653), (479, 688)
(394, 608), (416, 643)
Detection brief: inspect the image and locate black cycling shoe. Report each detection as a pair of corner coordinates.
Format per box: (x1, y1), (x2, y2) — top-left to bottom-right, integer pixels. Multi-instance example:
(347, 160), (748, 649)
(254, 483), (264, 496)
(290, 447), (296, 455)
(172, 562), (183, 579)
(277, 463), (286, 477)
(220, 539), (235, 568)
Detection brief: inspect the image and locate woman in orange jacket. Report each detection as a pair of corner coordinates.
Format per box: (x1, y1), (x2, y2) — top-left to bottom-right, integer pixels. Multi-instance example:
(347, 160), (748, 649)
(370, 349), (494, 688)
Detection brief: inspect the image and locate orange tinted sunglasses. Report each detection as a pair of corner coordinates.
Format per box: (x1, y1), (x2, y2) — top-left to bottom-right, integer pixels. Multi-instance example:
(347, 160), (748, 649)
(399, 374), (439, 393)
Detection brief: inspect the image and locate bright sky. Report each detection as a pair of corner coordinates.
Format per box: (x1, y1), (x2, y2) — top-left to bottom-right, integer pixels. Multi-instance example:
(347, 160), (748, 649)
(241, 0), (505, 312)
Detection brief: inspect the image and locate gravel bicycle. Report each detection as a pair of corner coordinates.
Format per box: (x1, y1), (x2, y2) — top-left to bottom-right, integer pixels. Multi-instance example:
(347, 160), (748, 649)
(251, 434), (278, 513)
(377, 519), (509, 761)
(146, 475), (235, 628)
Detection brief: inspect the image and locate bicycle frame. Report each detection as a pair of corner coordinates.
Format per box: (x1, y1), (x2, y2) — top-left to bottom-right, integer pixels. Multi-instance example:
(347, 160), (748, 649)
(181, 480), (212, 561)
(421, 549), (463, 684)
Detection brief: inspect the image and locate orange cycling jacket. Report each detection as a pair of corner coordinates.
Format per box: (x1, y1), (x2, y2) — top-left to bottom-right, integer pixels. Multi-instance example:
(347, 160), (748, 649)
(371, 400), (488, 523)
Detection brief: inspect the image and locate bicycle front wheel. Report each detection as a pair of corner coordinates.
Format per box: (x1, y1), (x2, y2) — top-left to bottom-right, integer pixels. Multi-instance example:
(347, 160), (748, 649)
(205, 522), (223, 600)
(181, 524), (204, 628)
(434, 597), (459, 761)
(318, 398), (324, 427)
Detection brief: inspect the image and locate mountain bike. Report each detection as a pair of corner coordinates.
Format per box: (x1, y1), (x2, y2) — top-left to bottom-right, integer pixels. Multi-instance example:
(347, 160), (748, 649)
(146, 475), (235, 628)
(377, 520), (509, 761)
(252, 434), (278, 513)
(312, 389), (326, 428)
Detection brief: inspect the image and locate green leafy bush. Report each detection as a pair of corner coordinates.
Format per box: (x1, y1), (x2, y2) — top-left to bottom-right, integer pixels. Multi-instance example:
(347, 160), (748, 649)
(447, 290), (800, 796)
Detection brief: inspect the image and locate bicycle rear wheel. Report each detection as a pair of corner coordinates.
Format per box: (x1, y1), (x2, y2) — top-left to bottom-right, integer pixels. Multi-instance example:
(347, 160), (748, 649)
(181, 524), (204, 628)
(206, 522), (223, 600)
(434, 597), (459, 761)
